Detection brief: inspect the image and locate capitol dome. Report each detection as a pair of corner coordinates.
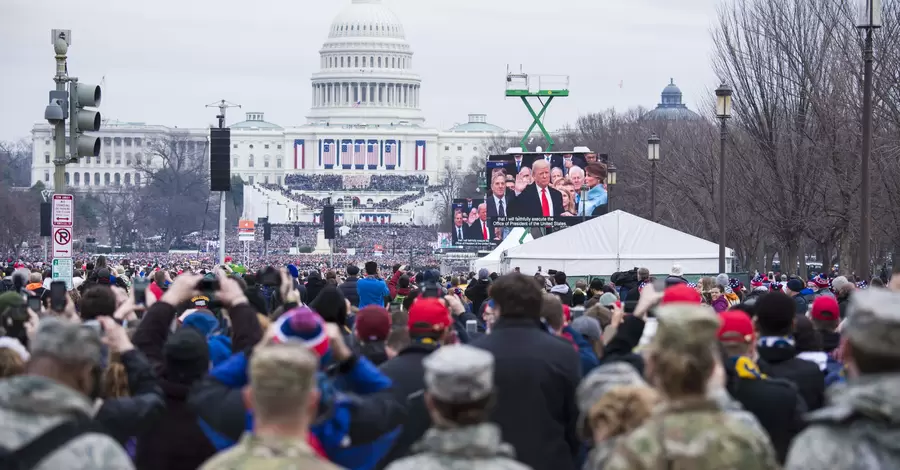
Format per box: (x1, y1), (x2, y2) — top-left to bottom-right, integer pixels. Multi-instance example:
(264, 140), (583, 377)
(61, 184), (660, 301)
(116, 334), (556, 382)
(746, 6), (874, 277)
(307, 0), (424, 126)
(642, 79), (702, 121)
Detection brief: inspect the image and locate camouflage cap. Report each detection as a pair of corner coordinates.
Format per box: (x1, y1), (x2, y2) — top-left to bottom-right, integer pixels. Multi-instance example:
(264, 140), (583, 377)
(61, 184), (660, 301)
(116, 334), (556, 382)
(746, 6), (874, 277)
(652, 303), (720, 352)
(576, 362), (645, 438)
(424, 344), (494, 404)
(844, 288), (900, 358)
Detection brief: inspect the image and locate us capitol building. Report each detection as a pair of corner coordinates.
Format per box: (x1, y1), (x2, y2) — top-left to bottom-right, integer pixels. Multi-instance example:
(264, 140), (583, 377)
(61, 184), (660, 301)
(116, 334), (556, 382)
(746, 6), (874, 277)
(29, 0), (516, 195)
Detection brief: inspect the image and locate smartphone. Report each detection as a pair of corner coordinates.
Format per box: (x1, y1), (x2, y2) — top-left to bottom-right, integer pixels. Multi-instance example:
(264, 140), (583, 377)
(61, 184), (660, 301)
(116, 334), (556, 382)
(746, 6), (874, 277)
(196, 278), (220, 292)
(27, 296), (42, 313)
(50, 281), (67, 312)
(134, 278), (150, 305)
(465, 319), (477, 333)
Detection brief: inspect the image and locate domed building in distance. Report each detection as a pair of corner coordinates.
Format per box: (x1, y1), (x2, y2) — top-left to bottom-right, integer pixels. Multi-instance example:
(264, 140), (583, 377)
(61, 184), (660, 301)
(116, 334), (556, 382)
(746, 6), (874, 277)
(642, 79), (702, 121)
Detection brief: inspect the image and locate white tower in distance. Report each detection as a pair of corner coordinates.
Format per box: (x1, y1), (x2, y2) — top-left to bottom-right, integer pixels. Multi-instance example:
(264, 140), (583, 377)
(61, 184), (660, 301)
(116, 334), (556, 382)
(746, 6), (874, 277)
(307, 0), (424, 126)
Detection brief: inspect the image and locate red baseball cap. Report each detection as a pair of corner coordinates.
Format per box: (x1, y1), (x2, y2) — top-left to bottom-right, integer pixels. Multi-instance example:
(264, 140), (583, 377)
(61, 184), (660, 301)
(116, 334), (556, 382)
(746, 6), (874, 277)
(356, 305), (391, 341)
(717, 310), (754, 343)
(811, 296), (840, 322)
(660, 284), (702, 305)
(408, 298), (452, 334)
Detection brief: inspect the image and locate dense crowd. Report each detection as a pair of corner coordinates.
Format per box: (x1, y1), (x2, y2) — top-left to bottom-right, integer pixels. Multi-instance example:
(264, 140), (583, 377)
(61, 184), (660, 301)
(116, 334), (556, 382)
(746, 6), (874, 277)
(283, 174), (429, 192)
(257, 223), (438, 254)
(1, 258), (898, 470)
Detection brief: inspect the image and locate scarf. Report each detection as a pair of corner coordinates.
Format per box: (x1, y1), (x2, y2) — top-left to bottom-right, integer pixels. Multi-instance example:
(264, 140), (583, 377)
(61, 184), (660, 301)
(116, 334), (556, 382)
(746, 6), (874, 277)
(757, 335), (795, 349)
(728, 355), (767, 380)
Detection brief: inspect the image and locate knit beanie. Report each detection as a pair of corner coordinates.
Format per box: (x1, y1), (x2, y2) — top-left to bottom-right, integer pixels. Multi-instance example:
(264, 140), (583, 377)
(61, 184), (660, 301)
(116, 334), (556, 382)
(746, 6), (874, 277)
(164, 328), (210, 385)
(269, 306), (332, 366)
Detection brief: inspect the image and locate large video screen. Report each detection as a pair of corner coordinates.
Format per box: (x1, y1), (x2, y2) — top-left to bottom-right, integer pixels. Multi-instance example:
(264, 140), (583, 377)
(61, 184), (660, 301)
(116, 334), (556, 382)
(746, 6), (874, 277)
(485, 152), (609, 227)
(449, 198), (500, 249)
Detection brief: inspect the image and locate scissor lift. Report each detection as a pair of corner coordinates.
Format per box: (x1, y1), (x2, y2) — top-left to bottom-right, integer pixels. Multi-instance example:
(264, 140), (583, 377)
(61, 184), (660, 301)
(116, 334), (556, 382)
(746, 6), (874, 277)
(506, 67), (569, 151)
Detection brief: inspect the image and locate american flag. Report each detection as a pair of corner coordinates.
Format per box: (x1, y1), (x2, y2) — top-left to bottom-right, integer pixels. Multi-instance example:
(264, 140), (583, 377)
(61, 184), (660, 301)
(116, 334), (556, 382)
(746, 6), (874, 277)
(322, 141), (335, 168)
(354, 142), (364, 168)
(366, 142), (378, 168)
(384, 141), (396, 169)
(341, 140), (352, 169)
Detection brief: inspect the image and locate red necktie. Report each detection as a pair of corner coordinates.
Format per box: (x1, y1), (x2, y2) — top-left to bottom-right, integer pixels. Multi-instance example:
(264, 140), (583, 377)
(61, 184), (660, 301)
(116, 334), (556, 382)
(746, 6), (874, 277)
(541, 188), (550, 216)
(482, 223), (488, 240)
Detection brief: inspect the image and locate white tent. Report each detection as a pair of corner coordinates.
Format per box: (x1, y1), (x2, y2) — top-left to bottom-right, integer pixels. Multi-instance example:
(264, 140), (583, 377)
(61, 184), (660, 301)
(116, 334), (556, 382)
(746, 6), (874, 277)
(500, 210), (734, 276)
(472, 228), (533, 274)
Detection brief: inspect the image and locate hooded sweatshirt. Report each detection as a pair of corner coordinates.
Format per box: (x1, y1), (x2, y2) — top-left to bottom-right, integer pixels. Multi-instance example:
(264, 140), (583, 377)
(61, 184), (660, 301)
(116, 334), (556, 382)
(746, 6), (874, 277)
(784, 373), (900, 469)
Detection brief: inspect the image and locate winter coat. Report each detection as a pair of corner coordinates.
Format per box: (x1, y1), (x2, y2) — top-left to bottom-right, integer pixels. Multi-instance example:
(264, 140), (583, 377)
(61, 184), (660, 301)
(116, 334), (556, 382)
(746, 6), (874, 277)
(0, 375), (134, 469)
(464, 280), (490, 319)
(189, 352), (405, 470)
(94, 349), (166, 445)
(339, 276), (361, 307)
(785, 373), (900, 469)
(712, 296), (730, 313)
(550, 284), (573, 307)
(472, 317), (582, 470)
(306, 273), (327, 303)
(757, 341), (826, 412)
(135, 379), (216, 470)
(384, 423), (531, 470)
(376, 342), (440, 468)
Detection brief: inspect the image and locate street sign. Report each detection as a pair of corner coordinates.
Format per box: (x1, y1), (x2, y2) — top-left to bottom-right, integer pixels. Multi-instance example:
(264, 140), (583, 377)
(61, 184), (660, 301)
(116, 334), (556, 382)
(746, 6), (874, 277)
(52, 194), (74, 227)
(53, 227), (73, 257)
(52, 258), (73, 290)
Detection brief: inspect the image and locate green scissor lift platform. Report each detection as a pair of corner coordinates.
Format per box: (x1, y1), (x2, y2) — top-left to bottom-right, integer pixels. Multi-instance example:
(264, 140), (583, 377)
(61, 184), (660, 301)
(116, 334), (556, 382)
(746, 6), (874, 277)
(505, 68), (569, 151)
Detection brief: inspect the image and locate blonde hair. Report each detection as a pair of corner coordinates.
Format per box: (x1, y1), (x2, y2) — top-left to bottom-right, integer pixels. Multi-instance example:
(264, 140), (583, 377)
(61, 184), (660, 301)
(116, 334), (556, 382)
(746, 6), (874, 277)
(0, 348), (25, 378)
(103, 352), (130, 398)
(588, 385), (659, 439)
(250, 343), (318, 424)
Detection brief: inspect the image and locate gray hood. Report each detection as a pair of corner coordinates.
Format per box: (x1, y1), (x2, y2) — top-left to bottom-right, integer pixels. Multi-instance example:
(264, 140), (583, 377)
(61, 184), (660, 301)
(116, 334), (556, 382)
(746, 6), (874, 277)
(809, 373), (900, 450)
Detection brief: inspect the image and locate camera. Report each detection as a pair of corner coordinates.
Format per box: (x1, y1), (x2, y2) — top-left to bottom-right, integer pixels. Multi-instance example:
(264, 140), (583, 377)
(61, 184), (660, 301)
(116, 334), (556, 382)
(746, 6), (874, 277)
(196, 278), (220, 292)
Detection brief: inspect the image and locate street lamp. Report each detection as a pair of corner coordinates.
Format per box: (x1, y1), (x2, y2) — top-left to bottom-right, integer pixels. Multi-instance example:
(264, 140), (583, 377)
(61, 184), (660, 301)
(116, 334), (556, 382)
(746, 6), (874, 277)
(647, 134), (661, 221)
(857, 0), (881, 279)
(606, 164), (617, 212)
(580, 183), (589, 222)
(715, 81), (733, 274)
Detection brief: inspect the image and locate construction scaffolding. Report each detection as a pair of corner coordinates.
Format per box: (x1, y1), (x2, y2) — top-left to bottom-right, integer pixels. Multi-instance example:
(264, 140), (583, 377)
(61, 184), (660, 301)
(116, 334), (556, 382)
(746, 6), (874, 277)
(506, 66), (569, 151)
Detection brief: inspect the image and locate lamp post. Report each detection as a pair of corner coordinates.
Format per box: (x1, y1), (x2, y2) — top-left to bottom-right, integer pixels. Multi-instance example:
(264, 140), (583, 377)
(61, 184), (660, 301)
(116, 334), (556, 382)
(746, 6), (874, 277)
(647, 133), (661, 221)
(715, 81), (733, 274)
(857, 0), (881, 279)
(580, 183), (589, 222)
(606, 164), (617, 212)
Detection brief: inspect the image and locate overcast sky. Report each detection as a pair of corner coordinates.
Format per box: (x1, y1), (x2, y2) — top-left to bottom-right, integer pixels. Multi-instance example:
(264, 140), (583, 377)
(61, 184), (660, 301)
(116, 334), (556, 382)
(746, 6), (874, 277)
(0, 0), (720, 141)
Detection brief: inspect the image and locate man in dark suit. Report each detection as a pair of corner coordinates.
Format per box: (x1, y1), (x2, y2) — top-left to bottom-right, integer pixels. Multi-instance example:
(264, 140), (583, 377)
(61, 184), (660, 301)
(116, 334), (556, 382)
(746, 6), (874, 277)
(503, 154), (528, 176)
(465, 203), (491, 241)
(514, 159), (564, 218)
(487, 173), (515, 218)
(451, 209), (467, 245)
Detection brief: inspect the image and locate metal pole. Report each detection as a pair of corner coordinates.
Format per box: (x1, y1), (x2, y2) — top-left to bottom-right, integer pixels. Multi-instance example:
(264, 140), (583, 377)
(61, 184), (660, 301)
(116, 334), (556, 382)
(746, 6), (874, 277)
(650, 161), (657, 222)
(217, 112), (226, 265)
(718, 119), (727, 274)
(53, 48), (67, 193)
(859, 27), (874, 279)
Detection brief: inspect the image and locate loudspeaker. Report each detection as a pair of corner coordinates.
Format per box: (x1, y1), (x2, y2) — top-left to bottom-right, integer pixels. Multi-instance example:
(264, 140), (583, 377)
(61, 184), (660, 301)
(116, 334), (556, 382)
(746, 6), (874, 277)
(40, 202), (51, 237)
(210, 128), (231, 192)
(263, 223), (271, 241)
(294, 225), (300, 237)
(323, 205), (335, 239)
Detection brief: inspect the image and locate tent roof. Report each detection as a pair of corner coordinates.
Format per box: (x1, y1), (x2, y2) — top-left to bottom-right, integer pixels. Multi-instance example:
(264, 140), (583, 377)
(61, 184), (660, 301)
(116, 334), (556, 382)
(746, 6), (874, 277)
(503, 210), (733, 262)
(480, 228), (532, 261)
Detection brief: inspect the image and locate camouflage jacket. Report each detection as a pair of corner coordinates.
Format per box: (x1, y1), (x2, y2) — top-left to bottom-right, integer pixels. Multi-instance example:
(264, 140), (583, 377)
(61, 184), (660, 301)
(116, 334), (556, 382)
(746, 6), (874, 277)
(785, 373), (900, 470)
(604, 397), (779, 470)
(200, 432), (342, 470)
(385, 422), (532, 470)
(0, 375), (134, 470)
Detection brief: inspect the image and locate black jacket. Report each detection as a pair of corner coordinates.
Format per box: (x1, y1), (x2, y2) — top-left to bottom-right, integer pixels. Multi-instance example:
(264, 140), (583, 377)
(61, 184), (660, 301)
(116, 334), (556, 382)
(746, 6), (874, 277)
(306, 273), (327, 303)
(95, 349), (166, 445)
(135, 379), (216, 470)
(339, 276), (360, 307)
(472, 317), (581, 470)
(599, 315), (646, 375)
(727, 365), (807, 463)
(514, 183), (565, 218)
(376, 342), (440, 468)
(464, 280), (490, 320)
(757, 343), (826, 412)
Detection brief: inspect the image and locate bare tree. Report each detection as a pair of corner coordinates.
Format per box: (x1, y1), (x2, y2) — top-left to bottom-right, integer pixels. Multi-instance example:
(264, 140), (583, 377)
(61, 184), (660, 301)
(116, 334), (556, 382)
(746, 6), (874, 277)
(0, 138), (33, 187)
(134, 132), (213, 249)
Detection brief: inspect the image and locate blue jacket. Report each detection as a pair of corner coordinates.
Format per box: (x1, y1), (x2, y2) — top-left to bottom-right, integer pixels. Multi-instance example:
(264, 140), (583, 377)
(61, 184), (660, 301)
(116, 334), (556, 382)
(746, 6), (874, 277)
(189, 351), (405, 470)
(357, 277), (390, 309)
(561, 325), (599, 376)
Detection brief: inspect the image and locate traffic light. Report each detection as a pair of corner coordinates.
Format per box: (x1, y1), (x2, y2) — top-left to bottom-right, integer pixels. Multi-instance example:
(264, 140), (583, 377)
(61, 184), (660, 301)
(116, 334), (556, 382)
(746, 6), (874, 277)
(69, 81), (102, 159)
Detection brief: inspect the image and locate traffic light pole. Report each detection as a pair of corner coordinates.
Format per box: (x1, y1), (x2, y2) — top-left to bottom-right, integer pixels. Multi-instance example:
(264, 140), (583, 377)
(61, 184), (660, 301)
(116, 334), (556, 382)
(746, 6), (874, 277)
(207, 100), (240, 266)
(53, 40), (68, 193)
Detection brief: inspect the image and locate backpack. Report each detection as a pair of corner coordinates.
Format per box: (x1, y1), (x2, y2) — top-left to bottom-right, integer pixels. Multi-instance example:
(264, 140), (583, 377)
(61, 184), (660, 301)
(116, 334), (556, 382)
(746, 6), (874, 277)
(0, 416), (102, 470)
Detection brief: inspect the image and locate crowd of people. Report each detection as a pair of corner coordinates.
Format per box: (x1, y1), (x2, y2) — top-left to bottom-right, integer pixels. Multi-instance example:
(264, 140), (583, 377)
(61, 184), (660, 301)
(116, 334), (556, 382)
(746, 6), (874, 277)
(0, 255), (898, 469)
(283, 174), (429, 192)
